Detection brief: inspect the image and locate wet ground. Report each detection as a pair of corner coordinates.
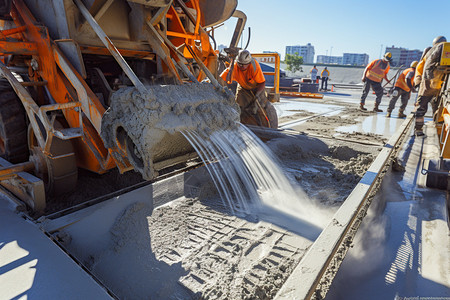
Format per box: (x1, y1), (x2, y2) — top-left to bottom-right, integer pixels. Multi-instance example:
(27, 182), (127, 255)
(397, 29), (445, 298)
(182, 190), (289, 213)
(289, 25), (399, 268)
(2, 87), (449, 299)
(41, 87), (420, 299)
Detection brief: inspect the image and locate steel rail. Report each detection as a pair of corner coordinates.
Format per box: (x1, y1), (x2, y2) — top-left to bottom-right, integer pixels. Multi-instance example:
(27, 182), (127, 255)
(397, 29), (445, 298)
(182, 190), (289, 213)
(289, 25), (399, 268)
(275, 114), (414, 300)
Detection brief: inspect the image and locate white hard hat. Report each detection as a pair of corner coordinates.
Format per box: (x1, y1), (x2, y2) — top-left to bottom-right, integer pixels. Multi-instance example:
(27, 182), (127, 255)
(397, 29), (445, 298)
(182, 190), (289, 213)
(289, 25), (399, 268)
(433, 36), (447, 46)
(236, 49), (252, 65)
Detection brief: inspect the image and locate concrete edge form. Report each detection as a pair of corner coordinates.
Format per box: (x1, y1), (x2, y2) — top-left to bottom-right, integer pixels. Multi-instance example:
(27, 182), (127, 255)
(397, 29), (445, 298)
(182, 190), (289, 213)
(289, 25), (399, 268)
(275, 114), (414, 300)
(0, 194), (113, 299)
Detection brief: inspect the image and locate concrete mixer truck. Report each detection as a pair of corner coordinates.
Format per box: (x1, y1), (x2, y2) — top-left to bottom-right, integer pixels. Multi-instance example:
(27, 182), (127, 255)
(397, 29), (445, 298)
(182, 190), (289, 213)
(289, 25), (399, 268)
(0, 0), (277, 211)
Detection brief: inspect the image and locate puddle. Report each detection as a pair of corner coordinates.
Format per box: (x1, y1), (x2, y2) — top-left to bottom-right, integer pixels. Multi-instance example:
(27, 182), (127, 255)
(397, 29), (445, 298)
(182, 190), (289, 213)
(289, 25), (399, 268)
(336, 113), (406, 138)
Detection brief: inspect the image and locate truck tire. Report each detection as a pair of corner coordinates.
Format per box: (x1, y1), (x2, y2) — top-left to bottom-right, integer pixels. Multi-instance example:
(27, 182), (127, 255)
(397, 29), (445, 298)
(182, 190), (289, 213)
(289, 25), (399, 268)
(265, 102), (278, 129)
(0, 79), (29, 163)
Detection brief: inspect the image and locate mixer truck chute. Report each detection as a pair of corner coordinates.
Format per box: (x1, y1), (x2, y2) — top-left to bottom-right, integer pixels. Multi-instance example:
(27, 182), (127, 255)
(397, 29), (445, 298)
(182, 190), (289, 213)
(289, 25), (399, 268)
(0, 0), (250, 212)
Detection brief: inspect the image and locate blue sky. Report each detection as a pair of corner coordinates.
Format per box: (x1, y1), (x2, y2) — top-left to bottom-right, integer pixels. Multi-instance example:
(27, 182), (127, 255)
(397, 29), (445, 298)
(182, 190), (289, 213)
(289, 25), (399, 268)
(212, 0), (450, 62)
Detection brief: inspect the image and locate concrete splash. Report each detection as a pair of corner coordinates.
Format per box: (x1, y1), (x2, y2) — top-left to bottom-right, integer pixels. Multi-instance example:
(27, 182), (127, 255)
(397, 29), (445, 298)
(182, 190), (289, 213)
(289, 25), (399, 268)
(101, 83), (240, 180)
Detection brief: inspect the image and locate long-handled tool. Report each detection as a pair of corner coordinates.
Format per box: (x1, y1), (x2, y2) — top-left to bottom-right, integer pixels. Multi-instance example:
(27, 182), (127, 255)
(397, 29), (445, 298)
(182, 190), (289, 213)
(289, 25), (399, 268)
(248, 90), (271, 128)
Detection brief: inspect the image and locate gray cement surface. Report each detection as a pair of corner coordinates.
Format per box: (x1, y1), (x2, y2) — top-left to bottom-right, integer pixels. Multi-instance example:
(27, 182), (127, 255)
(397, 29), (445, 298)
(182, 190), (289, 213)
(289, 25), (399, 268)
(2, 87), (448, 299)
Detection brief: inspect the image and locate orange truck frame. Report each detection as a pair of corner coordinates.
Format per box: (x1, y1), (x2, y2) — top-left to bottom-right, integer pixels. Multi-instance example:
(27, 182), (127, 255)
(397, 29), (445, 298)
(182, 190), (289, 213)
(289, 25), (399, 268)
(0, 0), (241, 211)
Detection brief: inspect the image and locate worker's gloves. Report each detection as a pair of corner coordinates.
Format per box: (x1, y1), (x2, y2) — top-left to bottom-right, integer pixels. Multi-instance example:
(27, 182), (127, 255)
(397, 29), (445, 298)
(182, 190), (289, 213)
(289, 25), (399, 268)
(255, 89), (264, 99)
(362, 77), (366, 83)
(255, 90), (268, 108)
(249, 96), (267, 115)
(250, 101), (259, 115)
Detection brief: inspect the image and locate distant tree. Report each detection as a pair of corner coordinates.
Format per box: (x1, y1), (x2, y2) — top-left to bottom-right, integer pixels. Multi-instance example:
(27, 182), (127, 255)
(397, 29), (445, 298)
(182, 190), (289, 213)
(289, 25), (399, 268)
(285, 53), (303, 73)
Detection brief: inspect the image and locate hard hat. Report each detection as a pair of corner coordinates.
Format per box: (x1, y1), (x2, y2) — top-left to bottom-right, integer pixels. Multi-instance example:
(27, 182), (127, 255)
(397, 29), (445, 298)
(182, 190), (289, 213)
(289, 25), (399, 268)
(410, 61), (419, 68)
(383, 52), (392, 62)
(236, 49), (252, 65)
(433, 36), (447, 45)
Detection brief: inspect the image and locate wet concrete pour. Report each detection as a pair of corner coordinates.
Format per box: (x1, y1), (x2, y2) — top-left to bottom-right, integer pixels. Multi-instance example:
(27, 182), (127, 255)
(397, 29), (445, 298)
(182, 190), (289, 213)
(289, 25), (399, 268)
(42, 90), (387, 299)
(3, 88), (448, 299)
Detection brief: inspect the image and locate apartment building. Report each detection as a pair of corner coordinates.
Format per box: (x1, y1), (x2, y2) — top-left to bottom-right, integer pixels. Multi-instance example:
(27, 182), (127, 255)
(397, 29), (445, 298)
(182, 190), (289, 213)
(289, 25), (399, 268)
(342, 53), (369, 66)
(286, 43), (315, 64)
(385, 46), (423, 67)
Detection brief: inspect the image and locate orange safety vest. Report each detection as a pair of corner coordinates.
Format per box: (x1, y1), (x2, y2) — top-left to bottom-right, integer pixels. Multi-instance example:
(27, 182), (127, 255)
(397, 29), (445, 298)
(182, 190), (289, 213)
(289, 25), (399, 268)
(220, 59), (265, 90)
(366, 59), (389, 82)
(395, 68), (415, 92)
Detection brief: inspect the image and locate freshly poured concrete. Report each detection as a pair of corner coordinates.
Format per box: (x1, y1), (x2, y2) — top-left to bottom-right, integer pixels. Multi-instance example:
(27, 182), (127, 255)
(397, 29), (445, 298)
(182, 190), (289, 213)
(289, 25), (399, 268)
(336, 114), (410, 136)
(327, 123), (450, 300)
(40, 167), (317, 299)
(2, 87), (449, 299)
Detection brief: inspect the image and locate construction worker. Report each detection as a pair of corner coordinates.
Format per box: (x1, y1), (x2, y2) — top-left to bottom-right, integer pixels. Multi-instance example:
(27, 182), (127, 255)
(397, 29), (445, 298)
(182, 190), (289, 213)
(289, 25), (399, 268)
(360, 52), (392, 112)
(321, 67), (330, 91)
(386, 61), (418, 118)
(220, 49), (277, 128)
(413, 36), (447, 136)
(310, 65), (318, 83)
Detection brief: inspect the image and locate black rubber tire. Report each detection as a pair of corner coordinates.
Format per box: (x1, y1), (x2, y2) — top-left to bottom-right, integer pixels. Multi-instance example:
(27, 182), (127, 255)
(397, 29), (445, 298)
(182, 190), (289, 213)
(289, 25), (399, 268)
(265, 102), (278, 129)
(0, 79), (28, 163)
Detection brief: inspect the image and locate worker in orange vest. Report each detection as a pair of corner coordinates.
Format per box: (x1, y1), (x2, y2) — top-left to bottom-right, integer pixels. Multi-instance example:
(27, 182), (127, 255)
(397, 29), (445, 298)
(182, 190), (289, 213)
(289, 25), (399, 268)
(220, 49), (277, 128)
(360, 52), (392, 112)
(413, 36), (447, 136)
(321, 67), (330, 91)
(386, 61), (418, 118)
(310, 65), (319, 83)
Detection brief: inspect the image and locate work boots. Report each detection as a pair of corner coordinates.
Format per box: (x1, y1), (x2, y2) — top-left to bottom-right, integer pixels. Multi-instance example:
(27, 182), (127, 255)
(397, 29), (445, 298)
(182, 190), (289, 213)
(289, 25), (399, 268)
(415, 124), (425, 136)
(360, 103), (367, 111)
(415, 129), (425, 137)
(386, 110), (391, 117)
(373, 103), (383, 112)
(398, 110), (407, 118)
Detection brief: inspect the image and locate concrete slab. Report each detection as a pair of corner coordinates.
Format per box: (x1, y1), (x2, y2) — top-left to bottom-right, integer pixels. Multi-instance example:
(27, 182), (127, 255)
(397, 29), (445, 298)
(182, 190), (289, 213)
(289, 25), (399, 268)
(0, 195), (112, 300)
(327, 122), (450, 299)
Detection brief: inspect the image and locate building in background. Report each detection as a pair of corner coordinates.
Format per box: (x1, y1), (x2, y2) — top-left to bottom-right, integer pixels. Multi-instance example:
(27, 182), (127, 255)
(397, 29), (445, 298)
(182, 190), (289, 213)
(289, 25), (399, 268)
(385, 46), (423, 67)
(285, 43), (315, 64)
(342, 53), (369, 66)
(316, 55), (343, 64)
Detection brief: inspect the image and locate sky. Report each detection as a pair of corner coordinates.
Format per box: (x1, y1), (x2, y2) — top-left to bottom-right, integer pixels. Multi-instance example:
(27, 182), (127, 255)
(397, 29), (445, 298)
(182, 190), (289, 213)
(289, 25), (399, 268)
(212, 0), (450, 62)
